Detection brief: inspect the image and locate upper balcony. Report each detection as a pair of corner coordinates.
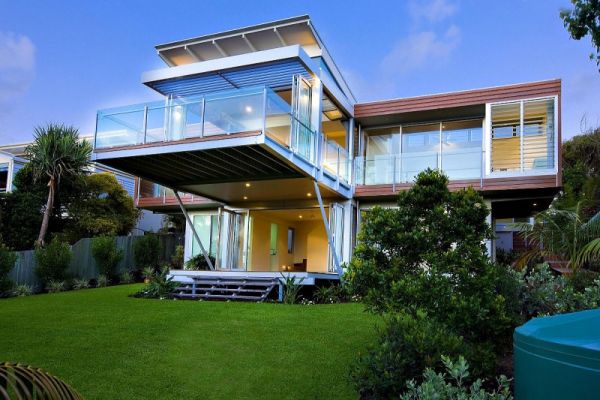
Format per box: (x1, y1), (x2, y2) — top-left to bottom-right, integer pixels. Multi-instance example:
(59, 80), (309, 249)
(93, 85), (352, 204)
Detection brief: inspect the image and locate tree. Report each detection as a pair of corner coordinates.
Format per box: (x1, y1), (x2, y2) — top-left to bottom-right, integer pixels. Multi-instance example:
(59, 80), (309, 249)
(26, 124), (92, 246)
(63, 173), (140, 241)
(560, 0), (600, 71)
(347, 169), (515, 375)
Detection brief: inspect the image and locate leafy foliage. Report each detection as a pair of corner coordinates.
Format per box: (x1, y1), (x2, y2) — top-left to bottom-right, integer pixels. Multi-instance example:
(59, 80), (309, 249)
(351, 312), (466, 398)
(171, 245), (184, 269)
(0, 185), (44, 250)
(185, 253), (215, 270)
(120, 271), (134, 284)
(35, 239), (72, 284)
(400, 356), (512, 400)
(0, 241), (17, 295)
(133, 234), (161, 269)
(11, 284), (34, 297)
(281, 273), (304, 304)
(347, 169), (515, 374)
(25, 124), (92, 245)
(63, 173), (140, 241)
(134, 267), (178, 299)
(72, 278), (90, 290)
(46, 280), (67, 293)
(314, 282), (349, 304)
(561, 0), (600, 71)
(97, 274), (110, 288)
(91, 236), (123, 278)
(0, 362), (84, 400)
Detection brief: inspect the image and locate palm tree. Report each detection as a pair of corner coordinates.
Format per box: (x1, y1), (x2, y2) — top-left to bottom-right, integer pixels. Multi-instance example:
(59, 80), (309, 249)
(26, 124), (92, 246)
(514, 201), (600, 270)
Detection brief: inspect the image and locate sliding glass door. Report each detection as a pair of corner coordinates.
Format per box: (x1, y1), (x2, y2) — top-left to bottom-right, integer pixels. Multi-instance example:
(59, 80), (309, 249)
(216, 208), (249, 271)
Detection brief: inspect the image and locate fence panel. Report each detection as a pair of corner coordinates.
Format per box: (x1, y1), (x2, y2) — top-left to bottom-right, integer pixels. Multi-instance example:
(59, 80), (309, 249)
(8, 233), (184, 286)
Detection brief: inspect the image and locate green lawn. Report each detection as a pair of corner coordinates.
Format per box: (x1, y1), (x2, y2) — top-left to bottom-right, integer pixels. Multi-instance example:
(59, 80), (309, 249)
(0, 285), (377, 399)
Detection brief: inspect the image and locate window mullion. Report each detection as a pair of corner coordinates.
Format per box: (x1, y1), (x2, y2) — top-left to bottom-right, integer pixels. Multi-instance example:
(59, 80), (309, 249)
(520, 100), (524, 172)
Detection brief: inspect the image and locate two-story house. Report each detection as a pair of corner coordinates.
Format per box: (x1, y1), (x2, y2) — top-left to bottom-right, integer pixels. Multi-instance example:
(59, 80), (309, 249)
(91, 16), (560, 299)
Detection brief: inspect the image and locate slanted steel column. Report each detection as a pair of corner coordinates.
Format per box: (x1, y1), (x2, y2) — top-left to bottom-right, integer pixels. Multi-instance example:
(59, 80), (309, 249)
(173, 191), (215, 270)
(313, 181), (343, 276)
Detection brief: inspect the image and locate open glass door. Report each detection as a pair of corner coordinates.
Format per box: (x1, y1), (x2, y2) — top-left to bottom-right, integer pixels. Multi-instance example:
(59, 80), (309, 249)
(328, 203), (345, 273)
(216, 208), (249, 271)
(292, 74), (314, 162)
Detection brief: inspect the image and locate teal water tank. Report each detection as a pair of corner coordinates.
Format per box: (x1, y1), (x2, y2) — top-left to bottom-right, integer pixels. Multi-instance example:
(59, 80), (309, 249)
(514, 309), (600, 399)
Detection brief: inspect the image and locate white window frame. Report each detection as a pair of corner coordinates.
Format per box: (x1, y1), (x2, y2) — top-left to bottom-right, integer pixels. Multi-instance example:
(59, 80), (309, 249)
(183, 210), (220, 263)
(485, 95), (558, 178)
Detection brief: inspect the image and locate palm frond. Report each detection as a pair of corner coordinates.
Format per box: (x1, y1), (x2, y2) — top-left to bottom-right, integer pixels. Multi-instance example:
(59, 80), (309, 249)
(573, 238), (600, 269)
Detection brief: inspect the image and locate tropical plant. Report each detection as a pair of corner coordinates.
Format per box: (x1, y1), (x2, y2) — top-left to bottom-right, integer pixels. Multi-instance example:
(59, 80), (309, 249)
(400, 356), (512, 400)
(120, 271), (134, 284)
(64, 173), (140, 241)
(47, 280), (67, 293)
(134, 266), (178, 299)
(25, 124), (92, 246)
(280, 273), (304, 304)
(0, 241), (17, 295)
(12, 284), (34, 297)
(513, 201), (600, 270)
(314, 282), (347, 304)
(142, 266), (156, 282)
(0, 362), (84, 400)
(34, 239), (72, 284)
(133, 234), (161, 269)
(97, 274), (110, 288)
(72, 278), (90, 290)
(91, 236), (123, 278)
(351, 311), (466, 398)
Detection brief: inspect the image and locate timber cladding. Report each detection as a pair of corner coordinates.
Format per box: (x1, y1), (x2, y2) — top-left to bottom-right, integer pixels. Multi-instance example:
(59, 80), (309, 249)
(354, 79), (561, 117)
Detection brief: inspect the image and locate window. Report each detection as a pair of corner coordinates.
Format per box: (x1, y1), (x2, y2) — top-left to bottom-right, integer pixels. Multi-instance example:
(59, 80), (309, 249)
(400, 123), (440, 182)
(441, 120), (483, 179)
(363, 127), (400, 184)
(287, 228), (295, 254)
(269, 223), (278, 255)
(191, 214), (219, 258)
(490, 98), (555, 173)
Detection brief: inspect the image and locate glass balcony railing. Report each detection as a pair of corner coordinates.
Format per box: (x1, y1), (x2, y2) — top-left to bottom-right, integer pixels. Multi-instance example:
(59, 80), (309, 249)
(322, 139), (350, 183)
(95, 85), (351, 184)
(354, 148), (483, 185)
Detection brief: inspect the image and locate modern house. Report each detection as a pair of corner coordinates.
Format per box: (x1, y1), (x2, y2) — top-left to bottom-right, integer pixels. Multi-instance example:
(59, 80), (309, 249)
(92, 16), (561, 299)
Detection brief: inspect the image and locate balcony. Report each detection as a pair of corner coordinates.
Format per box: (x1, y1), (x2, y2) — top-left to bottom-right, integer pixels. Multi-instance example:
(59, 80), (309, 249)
(355, 147), (483, 186)
(93, 86), (351, 202)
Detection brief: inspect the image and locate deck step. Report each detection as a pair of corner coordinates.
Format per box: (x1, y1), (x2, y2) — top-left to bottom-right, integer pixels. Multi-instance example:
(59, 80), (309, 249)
(171, 276), (280, 302)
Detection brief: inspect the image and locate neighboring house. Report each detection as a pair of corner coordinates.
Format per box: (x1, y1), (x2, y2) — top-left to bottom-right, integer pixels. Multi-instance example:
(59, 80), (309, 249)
(91, 16), (561, 292)
(0, 136), (164, 234)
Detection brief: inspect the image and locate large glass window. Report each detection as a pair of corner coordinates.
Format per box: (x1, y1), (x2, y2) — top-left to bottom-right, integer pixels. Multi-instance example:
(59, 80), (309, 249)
(364, 127), (400, 184)
(401, 123), (440, 182)
(441, 120), (482, 179)
(490, 98), (555, 173)
(191, 214), (219, 258)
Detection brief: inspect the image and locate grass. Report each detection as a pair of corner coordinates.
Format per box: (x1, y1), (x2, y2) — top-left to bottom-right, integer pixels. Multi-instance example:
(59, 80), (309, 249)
(0, 285), (377, 399)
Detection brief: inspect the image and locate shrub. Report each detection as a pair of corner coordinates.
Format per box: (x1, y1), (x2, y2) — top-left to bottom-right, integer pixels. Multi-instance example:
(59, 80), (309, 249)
(120, 271), (134, 284)
(400, 356), (512, 400)
(35, 240), (71, 284)
(91, 236), (123, 278)
(142, 266), (156, 282)
(314, 282), (348, 304)
(72, 278), (90, 290)
(134, 267), (178, 299)
(281, 273), (304, 304)
(47, 280), (67, 293)
(351, 312), (465, 398)
(133, 235), (161, 269)
(12, 284), (34, 297)
(0, 242), (17, 296)
(171, 245), (184, 269)
(97, 274), (110, 288)
(184, 253), (215, 271)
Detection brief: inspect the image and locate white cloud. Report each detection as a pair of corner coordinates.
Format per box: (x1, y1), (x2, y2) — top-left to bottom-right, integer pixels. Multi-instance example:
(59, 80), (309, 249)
(409, 0), (458, 23)
(0, 32), (35, 104)
(381, 25), (461, 76)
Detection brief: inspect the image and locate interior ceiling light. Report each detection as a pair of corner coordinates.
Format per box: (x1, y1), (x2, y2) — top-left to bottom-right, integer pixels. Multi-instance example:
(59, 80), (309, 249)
(245, 182), (251, 187)
(323, 109), (343, 121)
(245, 106), (253, 113)
(299, 215), (303, 219)
(307, 192), (312, 197)
(243, 196), (248, 200)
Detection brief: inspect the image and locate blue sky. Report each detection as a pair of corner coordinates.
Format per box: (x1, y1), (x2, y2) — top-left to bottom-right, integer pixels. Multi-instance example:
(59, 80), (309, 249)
(0, 0), (598, 144)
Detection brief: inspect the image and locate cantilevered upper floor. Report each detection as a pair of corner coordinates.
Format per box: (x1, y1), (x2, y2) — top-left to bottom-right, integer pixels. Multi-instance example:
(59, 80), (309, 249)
(93, 16), (355, 205)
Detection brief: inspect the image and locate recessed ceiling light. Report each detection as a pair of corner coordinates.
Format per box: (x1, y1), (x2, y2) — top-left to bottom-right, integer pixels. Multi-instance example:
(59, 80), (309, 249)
(299, 215), (303, 219)
(307, 192), (312, 197)
(533, 202), (537, 207)
(245, 106), (253, 113)
(243, 196), (248, 200)
(245, 182), (251, 187)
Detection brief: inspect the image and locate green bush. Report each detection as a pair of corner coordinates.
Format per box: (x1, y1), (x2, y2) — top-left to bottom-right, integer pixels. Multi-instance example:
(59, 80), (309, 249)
(91, 236), (123, 278)
(281, 273), (304, 304)
(350, 312), (465, 398)
(314, 282), (348, 304)
(97, 274), (110, 288)
(400, 356), (512, 400)
(171, 245), (184, 269)
(184, 253), (215, 271)
(35, 240), (71, 284)
(133, 235), (161, 269)
(120, 271), (134, 284)
(134, 267), (178, 299)
(12, 284), (34, 297)
(0, 242), (17, 296)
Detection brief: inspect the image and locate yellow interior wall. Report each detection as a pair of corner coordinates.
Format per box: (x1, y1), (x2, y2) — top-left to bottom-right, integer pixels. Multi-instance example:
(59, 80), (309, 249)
(248, 214), (295, 272)
(492, 137), (520, 171)
(294, 220), (329, 273)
